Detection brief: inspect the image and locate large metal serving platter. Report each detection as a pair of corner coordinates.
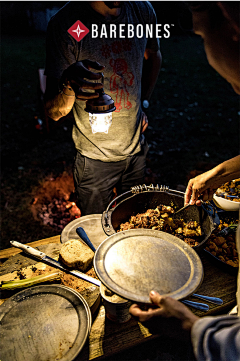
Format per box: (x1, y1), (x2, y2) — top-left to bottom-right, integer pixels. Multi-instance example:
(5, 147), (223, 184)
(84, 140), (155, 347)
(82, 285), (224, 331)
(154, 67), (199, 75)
(94, 229), (203, 304)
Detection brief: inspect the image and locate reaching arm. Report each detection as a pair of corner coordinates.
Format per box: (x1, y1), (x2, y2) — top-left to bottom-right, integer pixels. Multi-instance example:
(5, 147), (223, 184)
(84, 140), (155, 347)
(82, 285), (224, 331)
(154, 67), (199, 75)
(129, 290), (199, 341)
(185, 155), (240, 205)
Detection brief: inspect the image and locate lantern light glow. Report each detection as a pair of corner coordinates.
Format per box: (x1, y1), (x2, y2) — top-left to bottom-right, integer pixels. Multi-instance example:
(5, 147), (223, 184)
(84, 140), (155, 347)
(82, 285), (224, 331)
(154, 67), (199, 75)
(89, 112), (113, 134)
(85, 75), (116, 134)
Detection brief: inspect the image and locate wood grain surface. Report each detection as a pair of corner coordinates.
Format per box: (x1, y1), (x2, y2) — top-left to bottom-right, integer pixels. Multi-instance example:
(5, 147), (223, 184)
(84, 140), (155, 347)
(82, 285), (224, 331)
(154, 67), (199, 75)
(0, 236), (238, 361)
(0, 242), (100, 312)
(0, 235), (61, 262)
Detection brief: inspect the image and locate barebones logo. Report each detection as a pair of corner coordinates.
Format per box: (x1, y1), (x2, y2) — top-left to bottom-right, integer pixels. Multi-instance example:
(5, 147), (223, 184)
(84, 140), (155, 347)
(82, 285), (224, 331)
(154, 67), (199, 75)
(68, 20), (89, 42)
(68, 20), (174, 41)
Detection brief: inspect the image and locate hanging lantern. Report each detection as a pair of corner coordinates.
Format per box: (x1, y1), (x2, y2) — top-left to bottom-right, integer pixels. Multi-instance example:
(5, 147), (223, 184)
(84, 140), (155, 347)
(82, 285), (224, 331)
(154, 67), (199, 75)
(85, 75), (116, 134)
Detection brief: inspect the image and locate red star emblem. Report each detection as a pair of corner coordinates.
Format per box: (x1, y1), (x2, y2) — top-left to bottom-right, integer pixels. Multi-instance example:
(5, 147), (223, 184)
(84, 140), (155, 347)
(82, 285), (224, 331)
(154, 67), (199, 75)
(68, 20), (89, 42)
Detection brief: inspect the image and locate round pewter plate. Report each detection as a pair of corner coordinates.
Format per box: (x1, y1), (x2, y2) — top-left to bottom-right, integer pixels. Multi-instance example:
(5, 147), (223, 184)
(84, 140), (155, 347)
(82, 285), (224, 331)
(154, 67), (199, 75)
(94, 229), (203, 304)
(61, 214), (107, 249)
(0, 285), (91, 361)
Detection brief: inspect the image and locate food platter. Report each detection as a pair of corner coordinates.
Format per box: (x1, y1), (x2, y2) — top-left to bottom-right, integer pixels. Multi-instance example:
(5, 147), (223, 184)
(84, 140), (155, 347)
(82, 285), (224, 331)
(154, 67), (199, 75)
(94, 229), (203, 304)
(0, 284), (91, 361)
(204, 248), (238, 274)
(203, 210), (239, 273)
(61, 214), (107, 249)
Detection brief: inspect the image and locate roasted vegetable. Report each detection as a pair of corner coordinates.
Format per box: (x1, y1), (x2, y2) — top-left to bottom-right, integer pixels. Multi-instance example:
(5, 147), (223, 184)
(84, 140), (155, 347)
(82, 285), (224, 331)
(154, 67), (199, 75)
(0, 271), (61, 290)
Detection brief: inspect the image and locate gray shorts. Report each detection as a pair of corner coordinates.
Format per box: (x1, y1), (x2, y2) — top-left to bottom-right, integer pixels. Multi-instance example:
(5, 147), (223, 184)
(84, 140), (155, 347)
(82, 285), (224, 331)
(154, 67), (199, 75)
(73, 140), (149, 216)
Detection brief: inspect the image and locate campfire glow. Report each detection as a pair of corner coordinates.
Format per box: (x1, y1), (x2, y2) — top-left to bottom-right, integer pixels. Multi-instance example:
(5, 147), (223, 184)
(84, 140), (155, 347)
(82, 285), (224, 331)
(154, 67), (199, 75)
(31, 172), (81, 230)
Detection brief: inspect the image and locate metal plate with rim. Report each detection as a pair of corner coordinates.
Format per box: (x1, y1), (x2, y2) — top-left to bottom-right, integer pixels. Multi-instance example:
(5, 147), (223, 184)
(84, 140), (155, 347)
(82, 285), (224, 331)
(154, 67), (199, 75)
(61, 214), (107, 249)
(94, 229), (203, 304)
(0, 284), (91, 361)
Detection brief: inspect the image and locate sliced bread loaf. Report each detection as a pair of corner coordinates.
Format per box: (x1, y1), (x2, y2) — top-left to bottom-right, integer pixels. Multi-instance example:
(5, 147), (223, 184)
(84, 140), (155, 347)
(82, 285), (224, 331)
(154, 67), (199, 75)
(59, 239), (94, 271)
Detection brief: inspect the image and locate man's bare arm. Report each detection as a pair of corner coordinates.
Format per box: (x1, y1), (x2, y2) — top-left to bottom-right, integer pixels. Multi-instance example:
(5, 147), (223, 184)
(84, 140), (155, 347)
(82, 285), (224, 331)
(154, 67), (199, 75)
(141, 49), (162, 102)
(44, 77), (76, 121)
(185, 155), (240, 205)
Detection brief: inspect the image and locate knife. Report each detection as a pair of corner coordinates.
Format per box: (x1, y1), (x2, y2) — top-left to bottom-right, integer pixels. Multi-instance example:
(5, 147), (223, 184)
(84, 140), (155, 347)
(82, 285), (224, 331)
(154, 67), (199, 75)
(10, 241), (101, 287)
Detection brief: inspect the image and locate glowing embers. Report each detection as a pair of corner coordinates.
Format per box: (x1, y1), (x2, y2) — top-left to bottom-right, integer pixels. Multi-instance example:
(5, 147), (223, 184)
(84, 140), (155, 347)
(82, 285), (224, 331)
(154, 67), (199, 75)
(30, 173), (81, 230)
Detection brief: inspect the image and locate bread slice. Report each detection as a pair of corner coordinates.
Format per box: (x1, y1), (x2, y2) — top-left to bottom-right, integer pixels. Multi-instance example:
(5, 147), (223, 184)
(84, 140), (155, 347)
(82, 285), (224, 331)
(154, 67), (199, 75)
(59, 239), (94, 271)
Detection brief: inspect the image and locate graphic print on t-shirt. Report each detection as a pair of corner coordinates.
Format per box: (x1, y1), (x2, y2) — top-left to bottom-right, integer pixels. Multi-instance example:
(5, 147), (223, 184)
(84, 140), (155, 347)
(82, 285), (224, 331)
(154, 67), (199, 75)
(109, 58), (134, 112)
(101, 39), (134, 112)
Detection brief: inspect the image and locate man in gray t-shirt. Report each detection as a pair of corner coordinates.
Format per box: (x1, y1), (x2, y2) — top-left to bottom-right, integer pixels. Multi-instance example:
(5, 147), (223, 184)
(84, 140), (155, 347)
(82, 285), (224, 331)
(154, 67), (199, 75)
(44, 1), (162, 215)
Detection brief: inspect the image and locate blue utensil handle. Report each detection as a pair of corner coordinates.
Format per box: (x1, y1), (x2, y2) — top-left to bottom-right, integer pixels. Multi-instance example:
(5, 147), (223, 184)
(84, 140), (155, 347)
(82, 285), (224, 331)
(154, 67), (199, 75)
(182, 300), (209, 312)
(76, 227), (96, 252)
(193, 293), (223, 305)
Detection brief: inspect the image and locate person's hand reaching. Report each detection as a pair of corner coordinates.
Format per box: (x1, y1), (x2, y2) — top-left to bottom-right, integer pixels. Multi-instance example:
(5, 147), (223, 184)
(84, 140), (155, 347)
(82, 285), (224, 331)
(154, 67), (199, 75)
(129, 291), (199, 340)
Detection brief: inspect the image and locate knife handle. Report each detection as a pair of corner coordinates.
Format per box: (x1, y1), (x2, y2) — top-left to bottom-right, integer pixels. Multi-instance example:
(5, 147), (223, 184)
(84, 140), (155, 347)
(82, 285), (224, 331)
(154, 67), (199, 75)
(10, 241), (45, 260)
(76, 227), (96, 252)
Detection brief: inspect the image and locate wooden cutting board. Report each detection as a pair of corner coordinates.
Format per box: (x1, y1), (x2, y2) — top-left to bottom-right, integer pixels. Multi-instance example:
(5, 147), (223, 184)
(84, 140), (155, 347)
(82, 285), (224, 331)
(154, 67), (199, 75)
(0, 243), (100, 313)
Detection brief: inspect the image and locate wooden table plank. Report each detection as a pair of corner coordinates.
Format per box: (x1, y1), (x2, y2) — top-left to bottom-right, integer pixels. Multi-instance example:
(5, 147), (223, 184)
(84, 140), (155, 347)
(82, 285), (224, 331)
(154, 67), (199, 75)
(192, 253), (237, 315)
(0, 235), (61, 260)
(75, 304), (158, 361)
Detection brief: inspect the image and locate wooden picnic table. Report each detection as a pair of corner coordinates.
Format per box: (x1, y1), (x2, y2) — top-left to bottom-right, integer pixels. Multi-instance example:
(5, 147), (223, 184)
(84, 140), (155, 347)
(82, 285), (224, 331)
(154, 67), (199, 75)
(0, 235), (237, 361)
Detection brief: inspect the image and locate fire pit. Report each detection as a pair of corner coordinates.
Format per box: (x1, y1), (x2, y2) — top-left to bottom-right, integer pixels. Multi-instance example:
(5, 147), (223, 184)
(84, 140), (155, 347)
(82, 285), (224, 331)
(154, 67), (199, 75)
(31, 172), (81, 231)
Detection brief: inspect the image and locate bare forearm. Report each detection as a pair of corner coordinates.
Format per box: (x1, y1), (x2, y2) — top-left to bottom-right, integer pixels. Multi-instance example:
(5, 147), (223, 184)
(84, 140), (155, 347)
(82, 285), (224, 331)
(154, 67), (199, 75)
(185, 155), (240, 204)
(45, 86), (76, 121)
(141, 49), (162, 101)
(205, 155), (240, 188)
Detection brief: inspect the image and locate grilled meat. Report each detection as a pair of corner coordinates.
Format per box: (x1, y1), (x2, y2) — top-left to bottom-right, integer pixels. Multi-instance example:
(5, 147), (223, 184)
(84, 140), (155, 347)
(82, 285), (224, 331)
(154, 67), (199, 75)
(118, 205), (201, 247)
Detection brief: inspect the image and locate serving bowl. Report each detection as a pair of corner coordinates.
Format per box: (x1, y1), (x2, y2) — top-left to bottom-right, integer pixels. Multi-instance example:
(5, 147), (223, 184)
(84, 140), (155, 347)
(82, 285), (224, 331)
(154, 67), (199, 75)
(213, 193), (240, 212)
